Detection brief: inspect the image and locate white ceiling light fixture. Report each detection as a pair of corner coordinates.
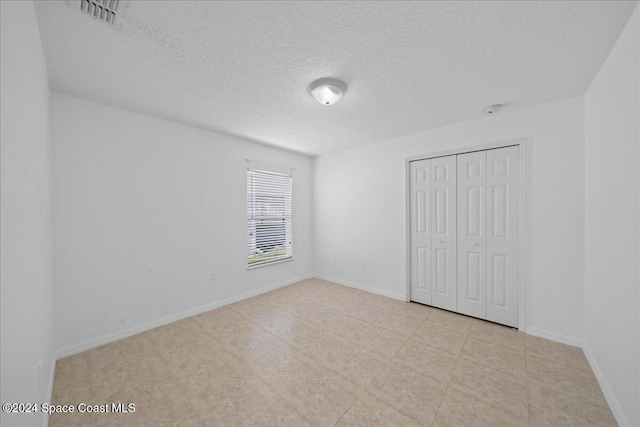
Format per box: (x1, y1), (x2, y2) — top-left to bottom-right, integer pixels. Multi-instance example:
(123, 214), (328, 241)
(309, 78), (346, 106)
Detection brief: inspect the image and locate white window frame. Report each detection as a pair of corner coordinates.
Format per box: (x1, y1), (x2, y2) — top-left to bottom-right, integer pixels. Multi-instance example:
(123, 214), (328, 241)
(247, 167), (293, 268)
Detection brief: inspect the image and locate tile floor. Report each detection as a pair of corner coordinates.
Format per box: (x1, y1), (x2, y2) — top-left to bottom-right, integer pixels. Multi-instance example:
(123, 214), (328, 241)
(49, 279), (617, 426)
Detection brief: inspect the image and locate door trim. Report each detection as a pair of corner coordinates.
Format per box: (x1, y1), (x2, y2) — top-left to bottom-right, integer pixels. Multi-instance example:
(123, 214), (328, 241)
(405, 138), (528, 331)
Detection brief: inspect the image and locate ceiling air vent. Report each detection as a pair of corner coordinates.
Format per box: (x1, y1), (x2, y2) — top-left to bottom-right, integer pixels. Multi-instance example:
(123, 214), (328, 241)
(80, 0), (119, 24)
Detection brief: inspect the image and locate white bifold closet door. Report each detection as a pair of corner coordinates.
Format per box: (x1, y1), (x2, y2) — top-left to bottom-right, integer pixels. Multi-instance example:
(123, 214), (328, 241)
(431, 156), (457, 311)
(457, 151), (487, 320)
(485, 146), (520, 327)
(409, 159), (432, 305)
(410, 145), (519, 327)
(410, 155), (457, 311)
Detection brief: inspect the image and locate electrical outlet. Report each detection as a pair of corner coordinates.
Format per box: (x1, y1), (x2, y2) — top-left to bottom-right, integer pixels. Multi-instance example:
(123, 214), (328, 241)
(361, 261), (366, 269)
(210, 273), (216, 282)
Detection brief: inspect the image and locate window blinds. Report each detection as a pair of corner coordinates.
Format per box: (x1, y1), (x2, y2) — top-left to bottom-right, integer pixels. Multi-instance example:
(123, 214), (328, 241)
(247, 168), (293, 267)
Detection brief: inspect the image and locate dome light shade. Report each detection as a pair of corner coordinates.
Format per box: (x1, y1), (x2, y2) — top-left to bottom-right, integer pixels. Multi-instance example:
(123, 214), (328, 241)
(309, 78), (346, 105)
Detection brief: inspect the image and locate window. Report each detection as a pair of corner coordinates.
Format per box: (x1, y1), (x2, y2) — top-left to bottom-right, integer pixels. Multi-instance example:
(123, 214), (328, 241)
(247, 168), (293, 267)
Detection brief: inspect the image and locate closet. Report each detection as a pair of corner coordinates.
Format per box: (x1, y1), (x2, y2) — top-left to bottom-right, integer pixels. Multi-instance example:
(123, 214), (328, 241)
(409, 145), (520, 327)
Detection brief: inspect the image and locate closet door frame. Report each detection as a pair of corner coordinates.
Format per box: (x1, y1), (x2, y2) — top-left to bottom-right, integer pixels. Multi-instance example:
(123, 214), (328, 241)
(405, 138), (527, 331)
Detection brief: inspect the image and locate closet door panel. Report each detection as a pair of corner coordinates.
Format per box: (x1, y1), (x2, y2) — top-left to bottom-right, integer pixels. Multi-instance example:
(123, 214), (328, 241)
(456, 151), (487, 319)
(430, 155), (457, 311)
(410, 159), (432, 305)
(486, 146), (520, 327)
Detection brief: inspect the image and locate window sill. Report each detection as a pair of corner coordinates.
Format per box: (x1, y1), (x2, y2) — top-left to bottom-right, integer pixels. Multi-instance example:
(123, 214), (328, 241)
(247, 256), (294, 270)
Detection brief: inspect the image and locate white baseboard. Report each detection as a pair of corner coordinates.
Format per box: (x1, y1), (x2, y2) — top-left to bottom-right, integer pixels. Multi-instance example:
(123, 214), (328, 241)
(42, 355), (56, 427)
(525, 327), (583, 348)
(313, 274), (406, 301)
(583, 344), (630, 427)
(55, 274), (312, 359)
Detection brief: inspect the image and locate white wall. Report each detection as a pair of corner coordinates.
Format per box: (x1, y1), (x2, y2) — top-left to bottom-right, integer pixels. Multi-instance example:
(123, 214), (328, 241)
(51, 93), (313, 356)
(584, 6), (639, 426)
(314, 96), (586, 344)
(0, 2), (56, 426)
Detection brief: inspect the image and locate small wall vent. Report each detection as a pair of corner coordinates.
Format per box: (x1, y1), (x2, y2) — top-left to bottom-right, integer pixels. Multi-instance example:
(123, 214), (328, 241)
(80, 0), (119, 24)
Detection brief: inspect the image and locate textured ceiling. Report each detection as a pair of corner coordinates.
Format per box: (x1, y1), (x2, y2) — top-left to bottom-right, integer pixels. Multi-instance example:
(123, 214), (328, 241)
(35, 1), (637, 155)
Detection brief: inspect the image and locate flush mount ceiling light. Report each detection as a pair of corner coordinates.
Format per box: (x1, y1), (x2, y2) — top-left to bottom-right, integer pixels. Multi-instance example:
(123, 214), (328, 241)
(309, 78), (346, 106)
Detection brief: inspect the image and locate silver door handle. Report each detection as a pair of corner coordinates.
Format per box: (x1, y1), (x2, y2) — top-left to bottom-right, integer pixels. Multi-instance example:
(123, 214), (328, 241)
(472, 242), (479, 246)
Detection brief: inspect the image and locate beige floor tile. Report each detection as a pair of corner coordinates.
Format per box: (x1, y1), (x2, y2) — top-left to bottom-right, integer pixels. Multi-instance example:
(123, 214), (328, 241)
(260, 313), (318, 339)
(191, 322), (250, 345)
(469, 321), (525, 353)
(50, 364), (99, 415)
(393, 338), (459, 383)
(233, 299), (292, 326)
(192, 305), (245, 325)
(313, 293), (358, 312)
(336, 299), (388, 323)
(300, 278), (336, 289)
(389, 301), (434, 321)
(412, 321), (468, 355)
(177, 369), (276, 426)
(49, 411), (117, 427)
(150, 316), (210, 337)
(248, 343), (320, 393)
(286, 287), (328, 303)
(91, 337), (173, 389)
(224, 328), (284, 363)
(372, 310), (424, 337)
(228, 296), (272, 315)
(349, 291), (400, 309)
(337, 391), (422, 427)
(290, 301), (339, 325)
(254, 308), (299, 329)
(425, 309), (474, 335)
(125, 381), (206, 426)
(323, 342), (389, 387)
(351, 324), (408, 359)
(450, 357), (529, 420)
(368, 360), (448, 426)
(241, 395), (312, 427)
(51, 353), (93, 398)
(433, 388), (527, 427)
(461, 335), (526, 378)
(286, 324), (350, 360)
(258, 289), (303, 311)
(281, 370), (362, 427)
(191, 312), (257, 342)
(531, 373), (609, 410)
(197, 373), (273, 405)
(102, 331), (170, 365)
(49, 279), (617, 427)
(321, 312), (370, 338)
(50, 381), (96, 410)
(241, 308), (293, 328)
(170, 351), (247, 394)
(206, 320), (266, 346)
(529, 378), (617, 427)
(526, 334), (586, 363)
(326, 285), (365, 301)
(527, 352), (600, 391)
(276, 297), (317, 316)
